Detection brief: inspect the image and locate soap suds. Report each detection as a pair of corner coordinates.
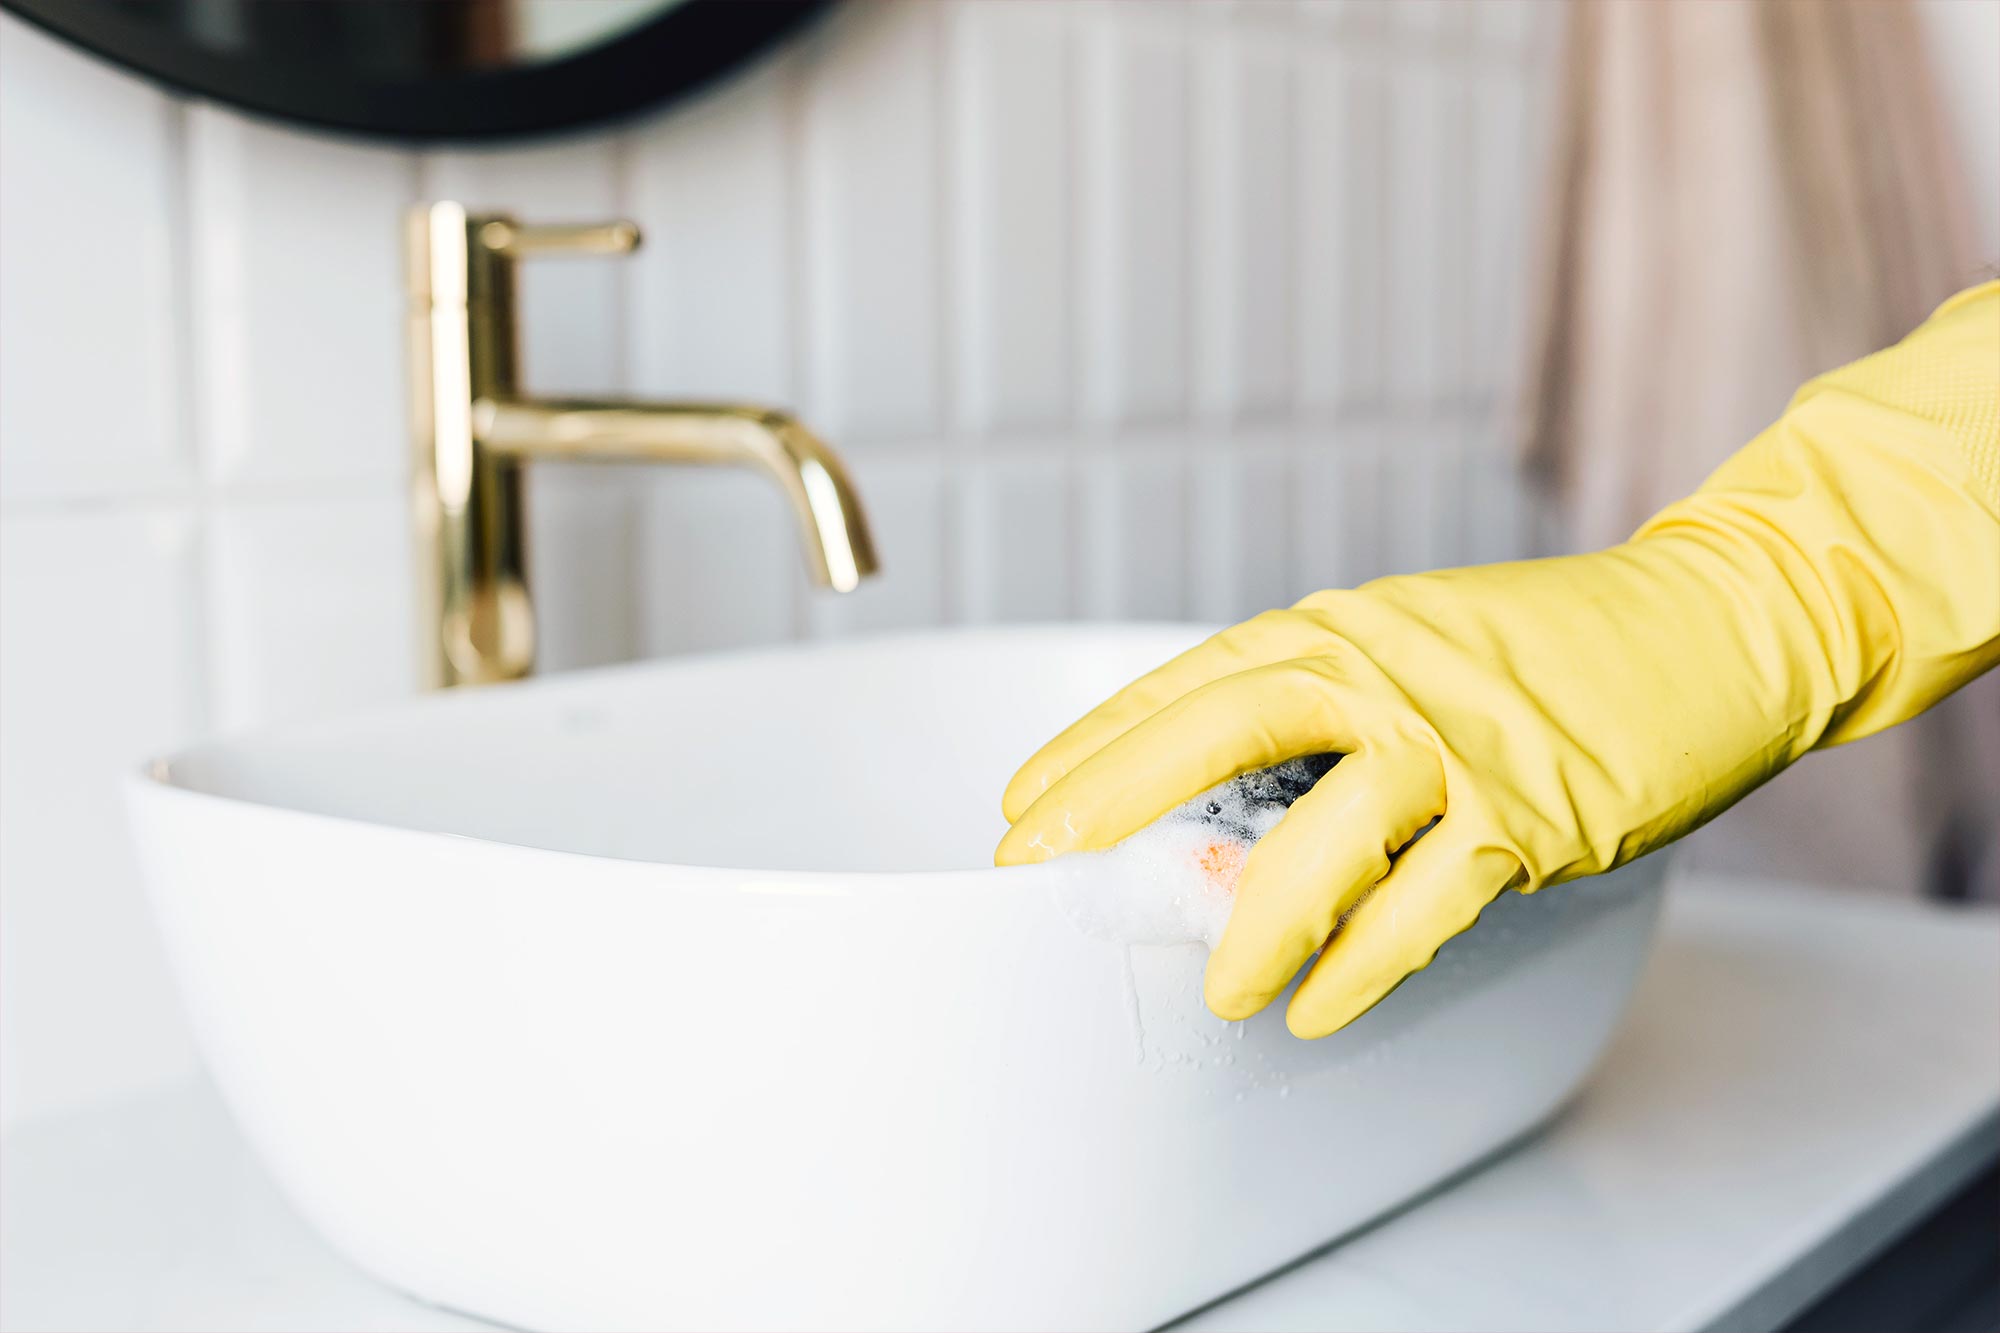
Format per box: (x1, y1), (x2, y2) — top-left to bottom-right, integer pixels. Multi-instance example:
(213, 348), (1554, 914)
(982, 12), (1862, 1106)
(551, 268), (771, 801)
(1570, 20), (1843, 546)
(1054, 755), (1339, 948)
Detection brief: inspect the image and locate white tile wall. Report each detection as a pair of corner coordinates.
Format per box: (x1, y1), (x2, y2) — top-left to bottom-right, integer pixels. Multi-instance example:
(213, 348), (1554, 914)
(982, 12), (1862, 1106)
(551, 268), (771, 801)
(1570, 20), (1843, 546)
(1292, 434), (1378, 591)
(1385, 60), (1460, 405)
(1079, 449), (1188, 620)
(1189, 435), (1296, 620)
(1295, 49), (1383, 412)
(187, 106), (416, 492)
(957, 452), (1078, 623)
(636, 469), (803, 655)
(951, 2), (1073, 433)
(205, 497), (415, 729)
(0, 511), (206, 1121)
(0, 20), (186, 505)
(627, 58), (795, 404)
(1079, 8), (1195, 428)
(799, 3), (945, 440)
(0, 0), (1558, 1131)
(1192, 38), (1294, 422)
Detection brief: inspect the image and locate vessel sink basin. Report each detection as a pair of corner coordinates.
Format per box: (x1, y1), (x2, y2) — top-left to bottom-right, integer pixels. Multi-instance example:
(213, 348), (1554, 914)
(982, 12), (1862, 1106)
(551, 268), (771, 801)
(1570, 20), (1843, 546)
(128, 625), (1666, 1332)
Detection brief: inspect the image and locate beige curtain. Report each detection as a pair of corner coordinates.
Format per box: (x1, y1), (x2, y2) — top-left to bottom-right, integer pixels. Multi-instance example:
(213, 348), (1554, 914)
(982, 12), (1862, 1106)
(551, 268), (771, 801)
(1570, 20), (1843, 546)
(1523, 0), (1999, 900)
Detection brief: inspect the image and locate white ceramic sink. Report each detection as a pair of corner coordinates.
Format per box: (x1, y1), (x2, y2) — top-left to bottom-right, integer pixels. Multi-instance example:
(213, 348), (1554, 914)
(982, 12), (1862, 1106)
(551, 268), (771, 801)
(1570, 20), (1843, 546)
(127, 625), (1667, 1332)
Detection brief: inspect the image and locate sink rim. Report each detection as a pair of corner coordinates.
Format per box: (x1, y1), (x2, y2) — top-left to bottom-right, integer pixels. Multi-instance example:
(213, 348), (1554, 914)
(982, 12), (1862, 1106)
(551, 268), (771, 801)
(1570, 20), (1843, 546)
(132, 621), (1217, 883)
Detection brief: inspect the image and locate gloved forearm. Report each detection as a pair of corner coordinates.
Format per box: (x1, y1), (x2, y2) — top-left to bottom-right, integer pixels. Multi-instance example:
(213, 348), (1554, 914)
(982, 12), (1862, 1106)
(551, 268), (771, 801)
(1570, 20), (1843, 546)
(1639, 280), (2000, 747)
(997, 282), (1999, 1037)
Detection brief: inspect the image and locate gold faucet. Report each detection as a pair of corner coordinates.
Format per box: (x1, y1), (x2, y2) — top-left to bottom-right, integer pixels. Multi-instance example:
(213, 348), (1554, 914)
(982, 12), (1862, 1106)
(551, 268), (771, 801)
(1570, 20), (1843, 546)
(407, 202), (879, 688)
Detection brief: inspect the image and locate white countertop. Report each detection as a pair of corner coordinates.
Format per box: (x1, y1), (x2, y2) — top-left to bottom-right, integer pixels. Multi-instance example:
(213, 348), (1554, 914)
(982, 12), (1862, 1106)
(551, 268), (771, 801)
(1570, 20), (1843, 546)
(3, 874), (1996, 1333)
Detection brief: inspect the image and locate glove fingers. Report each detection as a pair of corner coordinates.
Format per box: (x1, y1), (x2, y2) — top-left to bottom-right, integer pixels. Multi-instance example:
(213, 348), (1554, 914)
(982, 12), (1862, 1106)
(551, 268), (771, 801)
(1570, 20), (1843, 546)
(1204, 743), (1445, 1021)
(1000, 612), (1336, 822)
(995, 657), (1362, 865)
(1285, 823), (1520, 1038)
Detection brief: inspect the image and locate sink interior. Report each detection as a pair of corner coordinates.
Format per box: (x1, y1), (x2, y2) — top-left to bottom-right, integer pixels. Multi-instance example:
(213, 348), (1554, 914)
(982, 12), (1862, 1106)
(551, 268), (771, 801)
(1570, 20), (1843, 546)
(162, 626), (1206, 874)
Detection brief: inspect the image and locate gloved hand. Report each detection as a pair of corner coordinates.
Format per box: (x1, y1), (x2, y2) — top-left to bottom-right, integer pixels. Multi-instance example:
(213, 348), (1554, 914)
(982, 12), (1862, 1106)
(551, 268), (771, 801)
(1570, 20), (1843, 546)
(998, 281), (2000, 1037)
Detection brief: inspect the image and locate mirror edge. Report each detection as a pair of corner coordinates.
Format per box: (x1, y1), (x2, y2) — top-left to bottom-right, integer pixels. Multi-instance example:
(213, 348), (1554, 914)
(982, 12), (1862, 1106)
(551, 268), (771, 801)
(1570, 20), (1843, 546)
(0, 0), (836, 143)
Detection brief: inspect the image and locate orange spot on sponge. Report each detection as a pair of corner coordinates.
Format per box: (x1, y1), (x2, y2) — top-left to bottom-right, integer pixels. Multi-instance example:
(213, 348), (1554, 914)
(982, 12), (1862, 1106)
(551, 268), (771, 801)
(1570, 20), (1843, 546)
(1194, 839), (1248, 893)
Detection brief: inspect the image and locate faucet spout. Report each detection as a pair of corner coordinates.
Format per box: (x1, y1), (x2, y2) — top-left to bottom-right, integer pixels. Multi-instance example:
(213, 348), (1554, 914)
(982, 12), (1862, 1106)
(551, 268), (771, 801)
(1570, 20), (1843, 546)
(474, 398), (879, 592)
(409, 203), (878, 687)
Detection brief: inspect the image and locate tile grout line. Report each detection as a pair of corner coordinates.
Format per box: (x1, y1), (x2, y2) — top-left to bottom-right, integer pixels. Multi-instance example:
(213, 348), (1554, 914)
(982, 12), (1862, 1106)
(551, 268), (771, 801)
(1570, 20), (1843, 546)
(608, 126), (648, 663)
(164, 93), (221, 738)
(934, 1), (967, 628)
(0, 396), (1509, 521)
(780, 39), (813, 645)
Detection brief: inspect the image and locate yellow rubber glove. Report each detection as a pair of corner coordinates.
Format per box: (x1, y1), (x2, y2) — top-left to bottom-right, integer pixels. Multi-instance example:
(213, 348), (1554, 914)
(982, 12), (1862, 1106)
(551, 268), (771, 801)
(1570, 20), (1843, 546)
(998, 281), (2000, 1038)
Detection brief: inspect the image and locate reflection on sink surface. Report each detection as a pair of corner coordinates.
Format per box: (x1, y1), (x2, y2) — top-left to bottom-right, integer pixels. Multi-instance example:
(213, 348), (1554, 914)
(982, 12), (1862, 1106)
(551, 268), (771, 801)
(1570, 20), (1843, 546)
(127, 624), (1667, 1332)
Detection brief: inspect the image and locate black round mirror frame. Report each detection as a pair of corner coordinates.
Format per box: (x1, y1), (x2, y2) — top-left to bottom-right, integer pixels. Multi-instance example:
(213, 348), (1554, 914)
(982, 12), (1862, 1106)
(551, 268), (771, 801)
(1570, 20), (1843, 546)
(1, 0), (835, 142)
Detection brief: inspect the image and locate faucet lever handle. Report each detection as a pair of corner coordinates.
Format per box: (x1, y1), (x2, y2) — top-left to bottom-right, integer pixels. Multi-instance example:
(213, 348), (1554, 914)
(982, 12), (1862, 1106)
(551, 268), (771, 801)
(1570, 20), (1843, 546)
(476, 219), (641, 259)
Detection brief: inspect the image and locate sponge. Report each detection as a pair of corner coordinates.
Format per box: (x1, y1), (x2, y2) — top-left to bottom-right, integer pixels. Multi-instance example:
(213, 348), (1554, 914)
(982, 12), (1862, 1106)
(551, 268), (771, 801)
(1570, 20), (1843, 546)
(1055, 755), (1339, 947)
